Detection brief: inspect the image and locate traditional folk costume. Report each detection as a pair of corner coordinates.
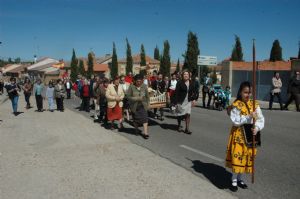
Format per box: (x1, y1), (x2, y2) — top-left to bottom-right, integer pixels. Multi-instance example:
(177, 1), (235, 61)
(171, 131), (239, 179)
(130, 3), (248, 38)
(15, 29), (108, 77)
(225, 99), (265, 189)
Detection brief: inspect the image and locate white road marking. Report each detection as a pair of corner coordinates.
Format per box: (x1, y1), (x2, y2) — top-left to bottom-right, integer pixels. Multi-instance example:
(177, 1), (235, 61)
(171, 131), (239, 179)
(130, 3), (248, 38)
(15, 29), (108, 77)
(180, 145), (224, 162)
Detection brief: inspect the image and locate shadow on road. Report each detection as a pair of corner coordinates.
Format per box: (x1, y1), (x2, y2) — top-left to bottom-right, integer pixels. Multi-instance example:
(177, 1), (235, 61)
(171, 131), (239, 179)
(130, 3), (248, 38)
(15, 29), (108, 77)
(187, 158), (232, 190)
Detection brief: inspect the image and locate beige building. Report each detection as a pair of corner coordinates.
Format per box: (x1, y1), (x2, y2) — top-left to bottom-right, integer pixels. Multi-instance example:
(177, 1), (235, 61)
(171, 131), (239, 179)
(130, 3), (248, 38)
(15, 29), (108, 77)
(118, 54), (160, 75)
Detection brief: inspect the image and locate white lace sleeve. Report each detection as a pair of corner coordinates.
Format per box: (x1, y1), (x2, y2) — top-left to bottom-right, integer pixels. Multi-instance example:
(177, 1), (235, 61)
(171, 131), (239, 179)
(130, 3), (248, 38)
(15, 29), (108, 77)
(230, 107), (252, 127)
(255, 106), (265, 131)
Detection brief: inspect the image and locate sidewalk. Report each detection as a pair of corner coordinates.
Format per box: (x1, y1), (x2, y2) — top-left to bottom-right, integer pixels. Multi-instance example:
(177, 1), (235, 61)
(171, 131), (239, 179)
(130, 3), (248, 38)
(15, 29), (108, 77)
(0, 96), (236, 199)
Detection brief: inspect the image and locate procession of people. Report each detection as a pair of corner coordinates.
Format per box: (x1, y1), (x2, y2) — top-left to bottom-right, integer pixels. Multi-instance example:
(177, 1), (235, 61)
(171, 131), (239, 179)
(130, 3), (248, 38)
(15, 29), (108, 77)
(1, 68), (299, 192)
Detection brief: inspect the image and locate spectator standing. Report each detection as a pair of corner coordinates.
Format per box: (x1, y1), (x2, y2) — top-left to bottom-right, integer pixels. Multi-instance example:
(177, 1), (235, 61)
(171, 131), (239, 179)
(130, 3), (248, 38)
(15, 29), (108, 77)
(23, 78), (33, 109)
(46, 81), (55, 112)
(202, 73), (213, 108)
(269, 72), (283, 110)
(106, 76), (125, 130)
(33, 79), (45, 112)
(284, 71), (300, 112)
(54, 79), (66, 112)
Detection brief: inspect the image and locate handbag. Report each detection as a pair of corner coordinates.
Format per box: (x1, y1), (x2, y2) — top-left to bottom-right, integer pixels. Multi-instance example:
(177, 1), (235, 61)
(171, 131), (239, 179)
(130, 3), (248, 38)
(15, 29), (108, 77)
(242, 124), (261, 147)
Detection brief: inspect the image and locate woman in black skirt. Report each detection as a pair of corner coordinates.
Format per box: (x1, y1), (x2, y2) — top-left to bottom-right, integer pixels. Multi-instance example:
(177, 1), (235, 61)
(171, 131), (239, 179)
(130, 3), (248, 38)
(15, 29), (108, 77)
(127, 74), (150, 139)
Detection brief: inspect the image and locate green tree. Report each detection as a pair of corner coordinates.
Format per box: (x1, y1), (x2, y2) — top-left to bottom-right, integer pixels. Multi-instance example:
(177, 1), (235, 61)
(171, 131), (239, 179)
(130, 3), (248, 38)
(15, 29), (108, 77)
(70, 49), (78, 82)
(230, 35), (243, 61)
(126, 38), (133, 74)
(176, 58), (180, 73)
(111, 42), (118, 79)
(140, 44), (146, 66)
(270, 39), (283, 61)
(160, 40), (171, 77)
(183, 31), (200, 75)
(14, 57), (21, 63)
(86, 52), (94, 78)
(298, 44), (300, 59)
(154, 45), (160, 61)
(78, 59), (86, 76)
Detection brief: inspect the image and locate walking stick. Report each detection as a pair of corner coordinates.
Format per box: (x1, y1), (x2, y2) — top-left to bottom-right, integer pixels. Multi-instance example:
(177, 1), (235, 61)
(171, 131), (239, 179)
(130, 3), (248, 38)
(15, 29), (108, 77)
(252, 39), (256, 184)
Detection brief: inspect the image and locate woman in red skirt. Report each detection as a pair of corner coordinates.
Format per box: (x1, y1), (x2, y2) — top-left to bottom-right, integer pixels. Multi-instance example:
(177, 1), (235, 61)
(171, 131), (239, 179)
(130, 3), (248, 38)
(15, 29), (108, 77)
(105, 76), (125, 130)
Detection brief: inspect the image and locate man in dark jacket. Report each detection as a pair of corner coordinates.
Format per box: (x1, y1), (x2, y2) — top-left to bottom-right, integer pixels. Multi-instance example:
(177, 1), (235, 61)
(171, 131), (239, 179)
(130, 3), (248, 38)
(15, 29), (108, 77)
(151, 73), (166, 119)
(284, 71), (300, 112)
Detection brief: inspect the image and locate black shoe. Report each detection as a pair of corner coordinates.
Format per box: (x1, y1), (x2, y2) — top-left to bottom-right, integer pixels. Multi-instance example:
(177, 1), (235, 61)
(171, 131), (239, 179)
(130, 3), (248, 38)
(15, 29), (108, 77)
(184, 129), (192, 134)
(230, 185), (238, 192)
(177, 126), (183, 132)
(237, 180), (248, 189)
(142, 134), (149, 139)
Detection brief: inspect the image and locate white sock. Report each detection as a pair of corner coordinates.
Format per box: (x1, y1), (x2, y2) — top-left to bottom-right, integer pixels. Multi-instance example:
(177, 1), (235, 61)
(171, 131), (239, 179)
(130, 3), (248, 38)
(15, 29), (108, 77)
(232, 174), (238, 186)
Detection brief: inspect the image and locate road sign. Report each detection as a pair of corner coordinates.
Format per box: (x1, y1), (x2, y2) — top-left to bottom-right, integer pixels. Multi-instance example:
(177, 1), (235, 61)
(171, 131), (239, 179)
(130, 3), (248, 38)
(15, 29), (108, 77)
(198, 56), (217, 66)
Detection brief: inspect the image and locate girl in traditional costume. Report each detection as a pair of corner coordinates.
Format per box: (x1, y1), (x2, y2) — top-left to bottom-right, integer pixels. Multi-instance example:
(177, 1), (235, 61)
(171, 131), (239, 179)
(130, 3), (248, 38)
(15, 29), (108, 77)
(226, 81), (265, 191)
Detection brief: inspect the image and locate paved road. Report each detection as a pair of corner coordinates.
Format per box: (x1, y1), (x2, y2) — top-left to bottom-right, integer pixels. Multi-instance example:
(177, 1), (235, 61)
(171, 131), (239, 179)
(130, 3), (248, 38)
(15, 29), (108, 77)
(65, 96), (300, 199)
(0, 96), (236, 199)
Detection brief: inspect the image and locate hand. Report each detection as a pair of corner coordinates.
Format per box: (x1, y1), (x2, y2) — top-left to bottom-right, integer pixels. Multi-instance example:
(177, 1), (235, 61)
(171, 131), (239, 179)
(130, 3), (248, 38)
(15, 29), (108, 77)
(137, 96), (143, 101)
(251, 128), (258, 135)
(250, 111), (257, 119)
(192, 100), (196, 107)
(115, 96), (120, 101)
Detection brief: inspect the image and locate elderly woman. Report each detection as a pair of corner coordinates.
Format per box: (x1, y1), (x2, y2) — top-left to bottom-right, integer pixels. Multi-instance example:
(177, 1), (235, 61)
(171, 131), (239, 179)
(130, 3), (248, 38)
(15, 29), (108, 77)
(175, 70), (198, 134)
(106, 76), (125, 130)
(23, 78), (32, 109)
(54, 79), (66, 112)
(127, 74), (150, 139)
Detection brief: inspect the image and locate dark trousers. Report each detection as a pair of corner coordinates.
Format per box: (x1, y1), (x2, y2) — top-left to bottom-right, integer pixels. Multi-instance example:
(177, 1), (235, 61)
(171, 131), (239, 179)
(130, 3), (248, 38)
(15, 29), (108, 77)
(82, 97), (90, 112)
(35, 95), (43, 111)
(284, 93), (300, 111)
(202, 91), (212, 108)
(56, 97), (64, 111)
(100, 104), (108, 124)
(66, 89), (71, 99)
(24, 93), (31, 108)
(269, 92), (283, 109)
(154, 108), (164, 117)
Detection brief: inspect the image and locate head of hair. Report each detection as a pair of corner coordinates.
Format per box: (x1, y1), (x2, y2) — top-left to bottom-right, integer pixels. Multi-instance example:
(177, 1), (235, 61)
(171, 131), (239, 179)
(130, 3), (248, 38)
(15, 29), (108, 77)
(236, 81), (251, 101)
(10, 77), (16, 82)
(273, 71), (279, 77)
(181, 69), (190, 80)
(134, 74), (144, 81)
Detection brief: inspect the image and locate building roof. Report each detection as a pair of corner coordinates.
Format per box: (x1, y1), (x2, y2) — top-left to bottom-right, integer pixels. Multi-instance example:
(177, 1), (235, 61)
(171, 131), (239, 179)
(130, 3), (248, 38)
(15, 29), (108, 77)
(41, 66), (60, 75)
(118, 54), (160, 64)
(27, 58), (59, 71)
(94, 64), (109, 72)
(2, 64), (22, 73)
(231, 61), (291, 71)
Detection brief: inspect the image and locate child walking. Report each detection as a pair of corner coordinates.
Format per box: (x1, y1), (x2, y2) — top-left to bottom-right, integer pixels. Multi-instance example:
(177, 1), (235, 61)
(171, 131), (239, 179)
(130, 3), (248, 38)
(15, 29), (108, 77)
(225, 81), (265, 192)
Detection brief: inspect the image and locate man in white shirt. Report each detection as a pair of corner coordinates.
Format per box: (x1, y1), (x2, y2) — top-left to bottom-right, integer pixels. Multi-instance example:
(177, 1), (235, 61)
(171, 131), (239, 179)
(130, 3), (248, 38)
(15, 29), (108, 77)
(65, 79), (72, 99)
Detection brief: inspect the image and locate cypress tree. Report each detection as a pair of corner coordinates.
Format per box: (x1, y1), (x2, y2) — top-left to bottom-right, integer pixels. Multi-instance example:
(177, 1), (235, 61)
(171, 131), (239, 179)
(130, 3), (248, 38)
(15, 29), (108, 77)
(78, 59), (85, 76)
(183, 31), (200, 75)
(140, 44), (146, 66)
(270, 39), (283, 61)
(70, 49), (78, 82)
(87, 52), (94, 78)
(154, 45), (160, 61)
(231, 35), (243, 61)
(111, 42), (118, 79)
(160, 40), (171, 77)
(176, 58), (180, 73)
(298, 43), (300, 59)
(126, 38), (133, 74)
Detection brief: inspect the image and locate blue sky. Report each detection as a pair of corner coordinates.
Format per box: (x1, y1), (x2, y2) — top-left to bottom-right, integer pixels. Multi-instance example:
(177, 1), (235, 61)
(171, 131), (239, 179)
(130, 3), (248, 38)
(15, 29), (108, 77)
(0, 0), (299, 63)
